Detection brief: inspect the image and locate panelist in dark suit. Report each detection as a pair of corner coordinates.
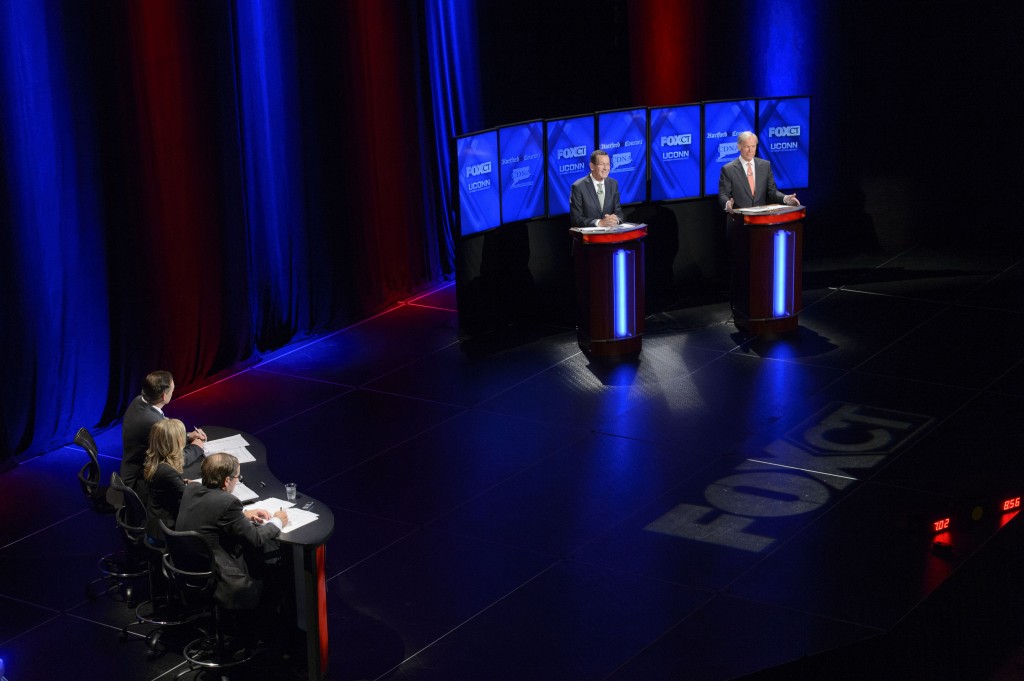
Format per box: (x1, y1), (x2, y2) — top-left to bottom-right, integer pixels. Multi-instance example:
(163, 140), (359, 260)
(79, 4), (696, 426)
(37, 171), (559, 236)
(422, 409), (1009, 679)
(570, 150), (624, 227)
(718, 131), (799, 212)
(143, 418), (190, 537)
(176, 452), (289, 610)
(121, 370), (206, 499)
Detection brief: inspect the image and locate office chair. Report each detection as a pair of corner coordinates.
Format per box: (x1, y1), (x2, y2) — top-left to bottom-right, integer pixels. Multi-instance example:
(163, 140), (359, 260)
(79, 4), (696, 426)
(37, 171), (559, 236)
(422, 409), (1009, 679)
(79, 431), (146, 604)
(114, 479), (204, 658)
(75, 427), (120, 513)
(160, 521), (257, 679)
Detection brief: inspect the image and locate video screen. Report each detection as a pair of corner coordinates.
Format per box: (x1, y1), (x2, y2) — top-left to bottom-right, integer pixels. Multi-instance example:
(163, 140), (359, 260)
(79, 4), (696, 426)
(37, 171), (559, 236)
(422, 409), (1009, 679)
(703, 99), (756, 197)
(649, 104), (701, 201)
(499, 121), (546, 223)
(455, 130), (501, 237)
(545, 114), (595, 217)
(758, 96), (810, 190)
(597, 108), (648, 205)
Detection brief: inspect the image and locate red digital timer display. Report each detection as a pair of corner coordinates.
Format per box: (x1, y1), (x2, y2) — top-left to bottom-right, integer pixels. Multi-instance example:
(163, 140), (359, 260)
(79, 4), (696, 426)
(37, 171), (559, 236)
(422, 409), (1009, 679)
(1002, 497), (1021, 512)
(933, 517), (950, 532)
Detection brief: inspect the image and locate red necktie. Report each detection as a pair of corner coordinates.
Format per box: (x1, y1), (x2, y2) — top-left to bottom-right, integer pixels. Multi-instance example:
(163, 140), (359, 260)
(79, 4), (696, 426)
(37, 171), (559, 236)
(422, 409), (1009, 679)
(746, 162), (755, 195)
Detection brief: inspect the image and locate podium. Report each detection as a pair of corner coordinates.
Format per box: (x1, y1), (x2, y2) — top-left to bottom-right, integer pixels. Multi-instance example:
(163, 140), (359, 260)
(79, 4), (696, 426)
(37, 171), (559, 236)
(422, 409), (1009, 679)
(728, 206), (805, 334)
(571, 223), (647, 356)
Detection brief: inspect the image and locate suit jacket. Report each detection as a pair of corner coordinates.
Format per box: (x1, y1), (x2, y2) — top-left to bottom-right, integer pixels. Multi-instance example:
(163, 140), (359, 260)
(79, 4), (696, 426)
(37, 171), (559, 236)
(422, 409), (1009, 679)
(120, 394), (203, 498)
(717, 157), (787, 210)
(146, 462), (186, 537)
(176, 484), (281, 609)
(570, 175), (623, 227)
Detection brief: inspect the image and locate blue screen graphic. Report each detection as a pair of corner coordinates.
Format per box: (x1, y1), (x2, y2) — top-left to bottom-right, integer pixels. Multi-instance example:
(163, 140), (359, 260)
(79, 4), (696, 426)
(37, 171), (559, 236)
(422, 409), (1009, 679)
(703, 99), (755, 197)
(546, 115), (594, 217)
(758, 97), (810, 190)
(456, 130), (500, 236)
(597, 108), (647, 205)
(649, 105), (701, 201)
(499, 121), (545, 223)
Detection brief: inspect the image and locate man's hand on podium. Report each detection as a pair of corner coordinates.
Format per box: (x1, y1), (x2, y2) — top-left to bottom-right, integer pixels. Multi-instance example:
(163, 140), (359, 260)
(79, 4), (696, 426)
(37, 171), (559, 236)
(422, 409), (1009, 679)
(598, 214), (621, 227)
(783, 193), (800, 206)
(725, 198), (735, 213)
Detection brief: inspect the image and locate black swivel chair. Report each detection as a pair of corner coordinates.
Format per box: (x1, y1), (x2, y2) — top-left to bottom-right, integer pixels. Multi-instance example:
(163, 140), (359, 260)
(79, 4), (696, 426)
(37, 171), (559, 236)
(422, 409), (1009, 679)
(78, 429), (146, 603)
(113, 478), (204, 658)
(160, 520), (258, 679)
(75, 427), (121, 512)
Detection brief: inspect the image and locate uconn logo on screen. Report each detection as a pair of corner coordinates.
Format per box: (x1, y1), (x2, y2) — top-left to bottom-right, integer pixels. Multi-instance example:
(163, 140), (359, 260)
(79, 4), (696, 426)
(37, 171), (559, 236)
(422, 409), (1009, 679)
(646, 403), (932, 552)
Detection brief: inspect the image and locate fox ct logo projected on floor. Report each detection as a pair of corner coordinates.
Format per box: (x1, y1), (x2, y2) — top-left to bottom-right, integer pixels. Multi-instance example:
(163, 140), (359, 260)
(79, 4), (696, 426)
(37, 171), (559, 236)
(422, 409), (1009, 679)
(646, 403), (932, 552)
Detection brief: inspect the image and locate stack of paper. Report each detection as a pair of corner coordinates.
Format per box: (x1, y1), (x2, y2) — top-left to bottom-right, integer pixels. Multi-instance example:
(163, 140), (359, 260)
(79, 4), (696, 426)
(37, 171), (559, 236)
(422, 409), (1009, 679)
(204, 433), (256, 463)
(246, 497), (320, 533)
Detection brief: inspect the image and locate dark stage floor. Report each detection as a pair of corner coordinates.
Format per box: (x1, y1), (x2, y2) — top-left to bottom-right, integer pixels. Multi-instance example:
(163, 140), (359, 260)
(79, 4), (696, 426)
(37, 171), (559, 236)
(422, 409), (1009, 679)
(2, 243), (1024, 681)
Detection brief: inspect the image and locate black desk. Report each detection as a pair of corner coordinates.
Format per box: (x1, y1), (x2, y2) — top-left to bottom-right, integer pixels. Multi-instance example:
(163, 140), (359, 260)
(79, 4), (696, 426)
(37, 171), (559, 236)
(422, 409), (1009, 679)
(184, 426), (334, 681)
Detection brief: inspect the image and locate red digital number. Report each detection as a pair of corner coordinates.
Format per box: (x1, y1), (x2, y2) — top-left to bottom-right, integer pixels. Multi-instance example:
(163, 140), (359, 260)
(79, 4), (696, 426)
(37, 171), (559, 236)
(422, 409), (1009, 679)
(933, 518), (950, 532)
(1002, 497), (1020, 512)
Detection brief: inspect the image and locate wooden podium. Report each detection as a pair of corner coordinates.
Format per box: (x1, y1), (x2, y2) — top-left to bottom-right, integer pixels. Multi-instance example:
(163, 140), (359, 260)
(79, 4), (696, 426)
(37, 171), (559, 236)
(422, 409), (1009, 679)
(571, 223), (647, 356)
(728, 206), (805, 334)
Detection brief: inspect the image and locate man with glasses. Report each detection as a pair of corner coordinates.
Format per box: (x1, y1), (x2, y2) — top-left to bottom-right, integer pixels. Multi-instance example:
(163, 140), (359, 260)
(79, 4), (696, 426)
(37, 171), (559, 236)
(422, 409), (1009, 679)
(570, 150), (623, 228)
(177, 452), (288, 610)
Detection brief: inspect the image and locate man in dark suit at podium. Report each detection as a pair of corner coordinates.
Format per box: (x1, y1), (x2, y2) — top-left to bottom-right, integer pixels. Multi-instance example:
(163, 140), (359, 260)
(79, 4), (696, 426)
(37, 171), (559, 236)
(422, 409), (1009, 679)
(718, 131), (799, 212)
(570, 150), (624, 227)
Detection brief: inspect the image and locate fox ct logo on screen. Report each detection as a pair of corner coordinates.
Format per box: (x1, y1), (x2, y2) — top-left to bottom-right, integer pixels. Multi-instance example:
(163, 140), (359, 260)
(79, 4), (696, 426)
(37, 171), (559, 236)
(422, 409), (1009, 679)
(465, 161), (491, 177)
(767, 125), (801, 137)
(465, 161), (492, 192)
(556, 145), (587, 160)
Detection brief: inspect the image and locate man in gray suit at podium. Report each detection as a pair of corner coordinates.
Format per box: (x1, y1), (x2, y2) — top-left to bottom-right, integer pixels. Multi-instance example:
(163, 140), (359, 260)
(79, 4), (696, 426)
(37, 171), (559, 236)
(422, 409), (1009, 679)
(570, 150), (624, 227)
(718, 131), (799, 212)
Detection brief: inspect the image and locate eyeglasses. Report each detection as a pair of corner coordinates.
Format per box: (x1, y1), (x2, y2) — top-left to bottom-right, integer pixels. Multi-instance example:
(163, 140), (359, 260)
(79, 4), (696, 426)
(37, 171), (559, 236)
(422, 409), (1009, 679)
(228, 472), (243, 482)
(593, 163), (610, 168)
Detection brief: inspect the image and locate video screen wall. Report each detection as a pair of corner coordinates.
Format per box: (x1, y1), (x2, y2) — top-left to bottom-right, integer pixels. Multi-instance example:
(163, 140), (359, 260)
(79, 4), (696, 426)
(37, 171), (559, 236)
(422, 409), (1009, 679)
(758, 96), (810, 190)
(454, 96), (810, 238)
(545, 115), (594, 218)
(702, 99), (756, 198)
(499, 120), (545, 224)
(649, 104), (702, 202)
(455, 130), (500, 237)
(597, 108), (647, 205)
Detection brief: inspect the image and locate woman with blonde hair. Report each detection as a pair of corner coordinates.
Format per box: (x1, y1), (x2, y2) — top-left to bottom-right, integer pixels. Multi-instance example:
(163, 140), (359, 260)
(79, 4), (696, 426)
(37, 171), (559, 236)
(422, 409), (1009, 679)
(143, 418), (193, 533)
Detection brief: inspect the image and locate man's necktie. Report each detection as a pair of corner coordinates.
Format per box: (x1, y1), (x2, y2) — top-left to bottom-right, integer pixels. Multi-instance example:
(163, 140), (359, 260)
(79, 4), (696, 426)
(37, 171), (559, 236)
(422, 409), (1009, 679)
(746, 162), (755, 196)
(596, 183), (605, 209)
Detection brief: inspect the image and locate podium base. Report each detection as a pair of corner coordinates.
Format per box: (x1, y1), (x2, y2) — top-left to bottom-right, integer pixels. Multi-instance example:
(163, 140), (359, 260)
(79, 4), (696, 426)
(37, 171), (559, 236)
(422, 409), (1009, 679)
(577, 332), (642, 357)
(734, 312), (799, 335)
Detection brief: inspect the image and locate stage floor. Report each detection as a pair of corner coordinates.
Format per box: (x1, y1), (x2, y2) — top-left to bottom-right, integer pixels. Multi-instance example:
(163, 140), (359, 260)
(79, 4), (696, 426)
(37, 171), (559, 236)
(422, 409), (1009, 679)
(2, 242), (1023, 680)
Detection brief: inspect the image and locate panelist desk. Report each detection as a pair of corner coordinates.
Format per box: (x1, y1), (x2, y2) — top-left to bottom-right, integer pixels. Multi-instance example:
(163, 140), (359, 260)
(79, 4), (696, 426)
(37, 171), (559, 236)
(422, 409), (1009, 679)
(184, 426), (334, 681)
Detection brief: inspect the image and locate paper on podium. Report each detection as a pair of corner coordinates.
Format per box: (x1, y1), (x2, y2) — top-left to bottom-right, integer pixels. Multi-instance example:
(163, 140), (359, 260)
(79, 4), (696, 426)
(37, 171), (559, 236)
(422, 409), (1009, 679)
(246, 496), (319, 533)
(204, 434), (256, 463)
(572, 222), (646, 234)
(733, 204), (803, 216)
